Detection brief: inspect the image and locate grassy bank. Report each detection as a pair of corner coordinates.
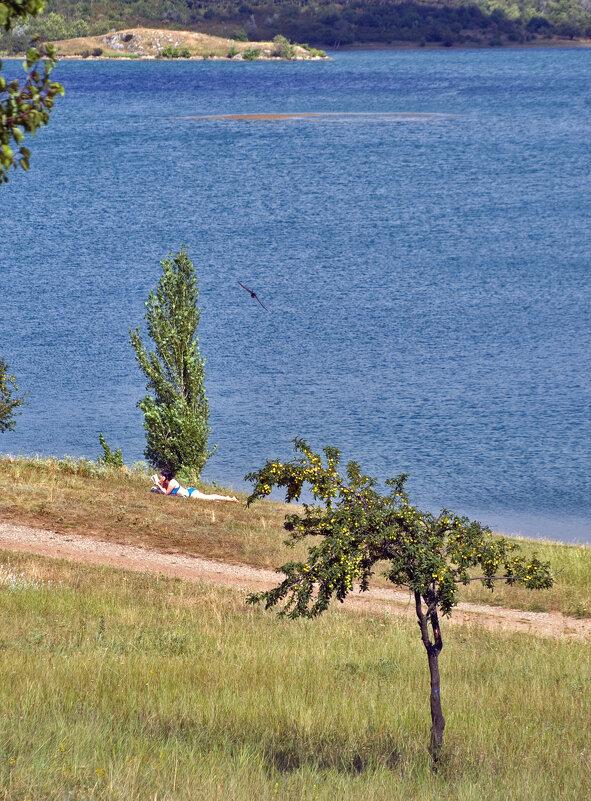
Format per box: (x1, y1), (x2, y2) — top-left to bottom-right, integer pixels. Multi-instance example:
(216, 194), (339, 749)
(0, 455), (295, 568)
(0, 552), (589, 800)
(1, 455), (590, 618)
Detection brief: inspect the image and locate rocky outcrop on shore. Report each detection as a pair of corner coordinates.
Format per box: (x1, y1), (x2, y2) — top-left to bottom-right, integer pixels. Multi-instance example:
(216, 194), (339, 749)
(50, 27), (328, 61)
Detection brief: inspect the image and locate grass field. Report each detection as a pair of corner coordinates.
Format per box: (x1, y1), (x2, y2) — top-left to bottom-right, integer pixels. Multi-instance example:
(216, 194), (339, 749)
(0, 550), (590, 800)
(2, 456), (591, 619)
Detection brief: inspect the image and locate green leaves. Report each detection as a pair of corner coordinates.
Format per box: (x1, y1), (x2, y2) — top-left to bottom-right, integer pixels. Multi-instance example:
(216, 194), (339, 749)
(246, 440), (553, 619)
(0, 358), (27, 433)
(246, 441), (554, 761)
(1, 27), (64, 183)
(96, 432), (124, 468)
(1, 2), (46, 32)
(130, 247), (213, 483)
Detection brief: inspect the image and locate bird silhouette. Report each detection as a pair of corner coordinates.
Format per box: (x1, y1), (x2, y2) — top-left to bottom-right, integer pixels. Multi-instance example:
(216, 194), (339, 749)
(237, 281), (268, 311)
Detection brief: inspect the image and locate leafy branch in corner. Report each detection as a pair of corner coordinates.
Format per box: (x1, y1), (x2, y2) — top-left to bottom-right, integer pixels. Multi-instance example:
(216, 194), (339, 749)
(1, 0), (65, 182)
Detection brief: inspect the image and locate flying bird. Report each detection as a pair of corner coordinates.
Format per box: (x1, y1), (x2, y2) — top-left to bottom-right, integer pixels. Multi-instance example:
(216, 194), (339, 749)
(237, 281), (268, 311)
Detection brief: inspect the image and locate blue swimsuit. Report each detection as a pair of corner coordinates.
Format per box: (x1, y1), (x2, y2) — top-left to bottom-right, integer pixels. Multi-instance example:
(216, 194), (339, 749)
(170, 485), (197, 497)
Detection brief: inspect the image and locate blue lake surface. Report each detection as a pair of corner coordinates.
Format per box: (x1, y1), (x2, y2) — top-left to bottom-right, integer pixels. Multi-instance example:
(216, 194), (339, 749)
(1, 49), (590, 543)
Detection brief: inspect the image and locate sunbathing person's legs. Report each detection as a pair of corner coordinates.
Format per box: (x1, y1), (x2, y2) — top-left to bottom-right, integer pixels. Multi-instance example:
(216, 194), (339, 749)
(187, 488), (239, 503)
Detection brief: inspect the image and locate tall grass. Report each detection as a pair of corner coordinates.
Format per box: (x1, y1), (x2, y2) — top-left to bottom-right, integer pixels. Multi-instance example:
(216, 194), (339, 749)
(0, 551), (589, 800)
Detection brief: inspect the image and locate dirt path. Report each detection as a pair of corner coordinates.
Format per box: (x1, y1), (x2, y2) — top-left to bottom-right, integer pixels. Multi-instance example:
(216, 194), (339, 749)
(1, 522), (590, 641)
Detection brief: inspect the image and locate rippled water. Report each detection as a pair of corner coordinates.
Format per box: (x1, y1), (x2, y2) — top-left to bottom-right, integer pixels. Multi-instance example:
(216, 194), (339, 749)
(1, 49), (590, 542)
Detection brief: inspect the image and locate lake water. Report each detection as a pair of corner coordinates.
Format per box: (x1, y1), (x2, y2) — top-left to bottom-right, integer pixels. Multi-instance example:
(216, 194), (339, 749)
(1, 49), (590, 543)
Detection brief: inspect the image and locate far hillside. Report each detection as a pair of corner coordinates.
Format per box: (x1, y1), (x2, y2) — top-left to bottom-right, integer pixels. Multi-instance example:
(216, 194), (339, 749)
(1, 0), (590, 52)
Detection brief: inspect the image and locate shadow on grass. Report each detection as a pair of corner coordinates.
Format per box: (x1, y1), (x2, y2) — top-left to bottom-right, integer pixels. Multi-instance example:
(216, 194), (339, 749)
(264, 742), (401, 775)
(142, 712), (402, 775)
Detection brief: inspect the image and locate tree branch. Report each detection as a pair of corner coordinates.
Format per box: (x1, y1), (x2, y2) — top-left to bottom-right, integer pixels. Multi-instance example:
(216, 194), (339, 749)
(415, 591), (433, 652)
(462, 575), (520, 582)
(429, 606), (443, 655)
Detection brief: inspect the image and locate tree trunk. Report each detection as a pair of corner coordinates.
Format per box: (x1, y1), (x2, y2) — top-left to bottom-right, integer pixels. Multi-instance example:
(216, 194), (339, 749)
(414, 591), (445, 763)
(427, 648), (445, 759)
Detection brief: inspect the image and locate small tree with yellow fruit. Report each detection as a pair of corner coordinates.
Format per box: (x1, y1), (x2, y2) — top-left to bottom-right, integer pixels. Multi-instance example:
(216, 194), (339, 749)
(246, 439), (553, 761)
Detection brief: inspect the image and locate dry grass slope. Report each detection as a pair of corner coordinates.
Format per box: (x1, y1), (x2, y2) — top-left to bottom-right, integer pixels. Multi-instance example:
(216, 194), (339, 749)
(49, 27), (326, 60)
(0, 455), (301, 568)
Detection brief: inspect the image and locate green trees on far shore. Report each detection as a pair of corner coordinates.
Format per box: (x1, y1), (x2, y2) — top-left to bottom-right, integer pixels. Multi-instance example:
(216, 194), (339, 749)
(130, 247), (213, 483)
(2, 0), (590, 52)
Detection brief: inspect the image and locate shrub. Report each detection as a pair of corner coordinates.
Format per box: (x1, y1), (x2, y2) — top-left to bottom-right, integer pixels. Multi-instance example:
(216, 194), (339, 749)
(160, 45), (191, 59)
(97, 433), (124, 468)
(159, 45), (181, 59)
(0, 359), (26, 434)
(273, 34), (295, 59)
(243, 46), (260, 60)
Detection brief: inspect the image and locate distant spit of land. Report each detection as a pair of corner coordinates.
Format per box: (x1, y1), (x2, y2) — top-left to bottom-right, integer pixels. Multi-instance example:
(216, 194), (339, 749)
(3, 0), (591, 58)
(47, 27), (328, 61)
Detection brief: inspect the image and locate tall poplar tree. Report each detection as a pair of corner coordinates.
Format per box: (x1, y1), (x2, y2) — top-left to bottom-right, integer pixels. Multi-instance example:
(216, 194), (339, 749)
(130, 248), (213, 482)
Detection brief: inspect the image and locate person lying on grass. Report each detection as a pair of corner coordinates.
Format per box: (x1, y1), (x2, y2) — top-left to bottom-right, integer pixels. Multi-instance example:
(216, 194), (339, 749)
(151, 469), (239, 502)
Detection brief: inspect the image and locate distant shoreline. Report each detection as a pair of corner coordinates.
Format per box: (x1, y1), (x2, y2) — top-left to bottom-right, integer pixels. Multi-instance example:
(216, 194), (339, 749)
(2, 27), (328, 62)
(4, 43), (591, 62)
(336, 36), (591, 52)
(3, 26), (591, 62)
(3, 38), (590, 61)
